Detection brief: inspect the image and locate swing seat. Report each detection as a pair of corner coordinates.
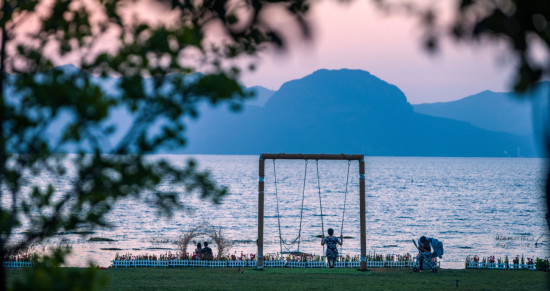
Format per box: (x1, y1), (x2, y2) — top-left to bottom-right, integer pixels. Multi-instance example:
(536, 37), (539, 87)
(280, 251), (311, 256)
(321, 254), (344, 258)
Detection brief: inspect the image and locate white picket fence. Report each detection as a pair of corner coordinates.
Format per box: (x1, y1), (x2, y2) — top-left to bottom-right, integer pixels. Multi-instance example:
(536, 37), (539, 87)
(466, 262), (536, 270)
(110, 259), (417, 268)
(111, 260), (257, 268)
(3, 261), (34, 268)
(4, 259), (419, 269)
(264, 260), (286, 268)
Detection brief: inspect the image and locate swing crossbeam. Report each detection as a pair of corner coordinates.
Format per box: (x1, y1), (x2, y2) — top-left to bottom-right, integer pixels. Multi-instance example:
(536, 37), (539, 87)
(261, 153), (363, 161)
(257, 153), (367, 271)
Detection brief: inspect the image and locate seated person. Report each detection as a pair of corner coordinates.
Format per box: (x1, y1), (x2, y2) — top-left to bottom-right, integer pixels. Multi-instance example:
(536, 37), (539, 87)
(200, 241), (213, 259)
(194, 242), (202, 256)
(321, 228), (343, 268)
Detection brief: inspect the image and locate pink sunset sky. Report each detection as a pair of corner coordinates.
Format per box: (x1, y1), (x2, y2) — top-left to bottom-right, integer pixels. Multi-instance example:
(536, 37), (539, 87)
(240, 0), (518, 104)
(26, 0), (530, 105)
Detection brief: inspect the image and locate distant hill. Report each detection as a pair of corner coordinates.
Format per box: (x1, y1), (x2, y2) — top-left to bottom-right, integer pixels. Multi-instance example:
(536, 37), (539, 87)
(7, 66), (538, 156)
(182, 69), (537, 157)
(413, 84), (550, 136)
(4, 65), (274, 153)
(248, 86), (275, 107)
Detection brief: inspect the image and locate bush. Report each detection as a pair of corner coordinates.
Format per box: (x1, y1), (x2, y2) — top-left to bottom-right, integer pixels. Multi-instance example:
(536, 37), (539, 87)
(535, 258), (549, 271)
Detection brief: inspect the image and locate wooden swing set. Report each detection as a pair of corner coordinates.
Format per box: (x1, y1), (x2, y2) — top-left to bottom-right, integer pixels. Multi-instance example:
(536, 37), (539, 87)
(257, 153), (367, 271)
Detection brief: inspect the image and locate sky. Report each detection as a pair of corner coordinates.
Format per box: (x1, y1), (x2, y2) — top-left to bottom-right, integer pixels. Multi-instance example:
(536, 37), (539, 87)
(240, 0), (518, 105)
(21, 0), (522, 105)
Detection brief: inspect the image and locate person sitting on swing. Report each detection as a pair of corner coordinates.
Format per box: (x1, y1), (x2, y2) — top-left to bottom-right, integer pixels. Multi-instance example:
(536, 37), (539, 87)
(321, 228), (342, 268)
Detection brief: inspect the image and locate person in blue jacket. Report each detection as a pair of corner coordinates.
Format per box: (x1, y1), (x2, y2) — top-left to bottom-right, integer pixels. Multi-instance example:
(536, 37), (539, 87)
(417, 236), (444, 270)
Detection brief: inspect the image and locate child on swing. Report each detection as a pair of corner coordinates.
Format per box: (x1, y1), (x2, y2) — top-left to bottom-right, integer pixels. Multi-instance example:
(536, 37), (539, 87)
(321, 228), (343, 268)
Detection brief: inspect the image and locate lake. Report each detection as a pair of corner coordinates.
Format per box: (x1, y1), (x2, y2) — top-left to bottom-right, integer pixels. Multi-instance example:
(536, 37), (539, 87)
(18, 155), (550, 269)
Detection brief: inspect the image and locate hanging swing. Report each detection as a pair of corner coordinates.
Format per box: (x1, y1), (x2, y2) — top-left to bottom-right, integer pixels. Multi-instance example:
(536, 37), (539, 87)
(317, 159), (351, 256)
(272, 158), (352, 255)
(272, 159), (308, 255)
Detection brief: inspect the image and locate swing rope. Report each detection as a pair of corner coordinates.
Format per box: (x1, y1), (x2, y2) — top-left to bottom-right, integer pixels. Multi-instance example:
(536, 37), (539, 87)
(296, 159), (308, 252)
(317, 159), (351, 256)
(340, 160), (352, 236)
(273, 159), (308, 253)
(339, 160), (352, 255)
(315, 160), (325, 255)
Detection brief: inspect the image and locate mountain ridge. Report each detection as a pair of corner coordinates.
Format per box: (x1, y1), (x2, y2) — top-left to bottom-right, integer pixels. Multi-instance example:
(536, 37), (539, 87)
(412, 84), (549, 136)
(182, 69), (537, 156)
(5, 66), (539, 156)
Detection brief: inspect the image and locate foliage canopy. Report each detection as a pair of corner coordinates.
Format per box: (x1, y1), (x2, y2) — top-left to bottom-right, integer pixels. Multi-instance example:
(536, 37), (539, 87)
(0, 0), (309, 289)
(1, 0), (549, 290)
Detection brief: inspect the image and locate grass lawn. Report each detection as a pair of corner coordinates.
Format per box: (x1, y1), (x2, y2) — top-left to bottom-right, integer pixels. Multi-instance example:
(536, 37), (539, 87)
(8, 267), (550, 290)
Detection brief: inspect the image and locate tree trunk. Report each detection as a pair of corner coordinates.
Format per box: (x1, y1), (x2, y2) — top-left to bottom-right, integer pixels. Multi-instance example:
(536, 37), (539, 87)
(0, 251), (6, 291)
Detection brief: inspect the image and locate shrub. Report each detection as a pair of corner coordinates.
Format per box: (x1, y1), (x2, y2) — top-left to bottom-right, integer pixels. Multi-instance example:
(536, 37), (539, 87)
(535, 258), (549, 271)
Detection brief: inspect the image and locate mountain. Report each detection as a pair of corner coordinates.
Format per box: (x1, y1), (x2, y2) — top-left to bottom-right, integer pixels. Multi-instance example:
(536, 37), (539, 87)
(7, 66), (538, 156)
(182, 69), (537, 156)
(412, 85), (550, 135)
(248, 86), (275, 107)
(4, 65), (274, 153)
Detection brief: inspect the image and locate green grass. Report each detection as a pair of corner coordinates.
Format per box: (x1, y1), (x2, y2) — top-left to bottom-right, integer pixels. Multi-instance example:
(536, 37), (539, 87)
(7, 268), (549, 290)
(101, 268), (547, 290)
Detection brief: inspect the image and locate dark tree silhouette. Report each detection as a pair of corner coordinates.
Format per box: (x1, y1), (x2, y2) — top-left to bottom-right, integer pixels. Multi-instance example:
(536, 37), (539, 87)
(1, 0), (549, 289)
(0, 0), (310, 289)
(375, 0), (550, 230)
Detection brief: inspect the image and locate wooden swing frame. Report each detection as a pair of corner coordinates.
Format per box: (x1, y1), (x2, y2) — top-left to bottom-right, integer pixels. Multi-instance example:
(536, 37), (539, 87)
(257, 153), (367, 271)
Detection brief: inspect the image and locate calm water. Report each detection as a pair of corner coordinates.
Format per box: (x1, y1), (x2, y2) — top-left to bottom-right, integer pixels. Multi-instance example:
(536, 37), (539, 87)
(14, 155), (550, 269)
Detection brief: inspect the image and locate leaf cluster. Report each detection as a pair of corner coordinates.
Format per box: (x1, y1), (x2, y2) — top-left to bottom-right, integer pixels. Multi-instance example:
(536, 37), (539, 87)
(372, 0), (550, 93)
(8, 247), (107, 291)
(0, 0), (312, 289)
(453, 0), (550, 92)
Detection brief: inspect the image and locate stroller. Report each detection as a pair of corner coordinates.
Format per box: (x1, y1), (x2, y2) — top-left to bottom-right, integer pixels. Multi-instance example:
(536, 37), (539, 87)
(412, 238), (443, 273)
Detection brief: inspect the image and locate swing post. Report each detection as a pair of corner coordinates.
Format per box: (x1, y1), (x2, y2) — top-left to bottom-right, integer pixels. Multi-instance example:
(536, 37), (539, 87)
(359, 157), (367, 271)
(257, 155), (265, 269)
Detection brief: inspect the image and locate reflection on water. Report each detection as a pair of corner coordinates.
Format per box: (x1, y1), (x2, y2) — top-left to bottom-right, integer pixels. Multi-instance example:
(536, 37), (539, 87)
(15, 156), (550, 269)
